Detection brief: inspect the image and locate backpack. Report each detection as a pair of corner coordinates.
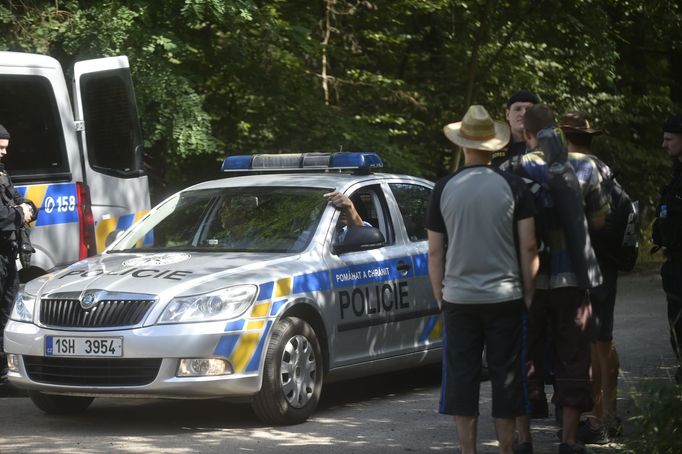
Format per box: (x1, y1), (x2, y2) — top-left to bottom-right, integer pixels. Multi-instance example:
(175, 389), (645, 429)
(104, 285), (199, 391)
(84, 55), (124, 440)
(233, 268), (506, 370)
(508, 129), (604, 289)
(590, 156), (640, 272)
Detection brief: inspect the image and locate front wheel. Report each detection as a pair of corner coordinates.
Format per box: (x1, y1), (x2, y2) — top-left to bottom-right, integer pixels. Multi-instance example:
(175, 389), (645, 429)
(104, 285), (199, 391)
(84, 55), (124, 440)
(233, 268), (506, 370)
(29, 390), (94, 415)
(251, 317), (323, 425)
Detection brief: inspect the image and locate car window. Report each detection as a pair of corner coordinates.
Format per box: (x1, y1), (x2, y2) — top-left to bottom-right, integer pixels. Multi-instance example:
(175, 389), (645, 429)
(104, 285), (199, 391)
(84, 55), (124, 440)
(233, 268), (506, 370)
(332, 184), (394, 247)
(111, 186), (330, 253)
(389, 183), (431, 242)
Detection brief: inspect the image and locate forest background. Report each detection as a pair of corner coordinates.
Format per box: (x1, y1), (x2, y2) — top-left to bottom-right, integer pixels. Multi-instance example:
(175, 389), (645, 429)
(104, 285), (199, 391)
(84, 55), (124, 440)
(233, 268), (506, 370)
(1, 0), (681, 242)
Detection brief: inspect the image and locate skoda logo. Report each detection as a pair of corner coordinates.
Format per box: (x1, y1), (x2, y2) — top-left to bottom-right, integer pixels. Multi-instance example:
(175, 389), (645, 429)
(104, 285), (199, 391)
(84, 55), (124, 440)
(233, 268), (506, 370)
(80, 293), (97, 310)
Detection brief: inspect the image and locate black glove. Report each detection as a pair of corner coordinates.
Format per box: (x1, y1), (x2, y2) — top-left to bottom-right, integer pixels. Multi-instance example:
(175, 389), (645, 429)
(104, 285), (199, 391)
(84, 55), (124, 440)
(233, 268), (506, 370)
(17, 226), (35, 269)
(24, 199), (38, 223)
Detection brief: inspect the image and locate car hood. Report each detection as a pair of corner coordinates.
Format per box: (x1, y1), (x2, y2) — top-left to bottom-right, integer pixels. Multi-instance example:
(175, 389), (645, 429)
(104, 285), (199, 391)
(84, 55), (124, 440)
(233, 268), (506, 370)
(27, 251), (302, 298)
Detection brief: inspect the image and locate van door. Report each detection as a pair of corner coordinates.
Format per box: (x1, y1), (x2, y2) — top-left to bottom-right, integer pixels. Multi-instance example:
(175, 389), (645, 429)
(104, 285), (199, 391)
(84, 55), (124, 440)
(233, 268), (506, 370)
(0, 52), (86, 277)
(73, 56), (151, 253)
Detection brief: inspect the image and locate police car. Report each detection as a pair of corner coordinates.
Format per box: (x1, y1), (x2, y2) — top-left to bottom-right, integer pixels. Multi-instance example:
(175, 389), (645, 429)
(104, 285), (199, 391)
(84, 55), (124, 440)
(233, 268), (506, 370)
(3, 152), (441, 425)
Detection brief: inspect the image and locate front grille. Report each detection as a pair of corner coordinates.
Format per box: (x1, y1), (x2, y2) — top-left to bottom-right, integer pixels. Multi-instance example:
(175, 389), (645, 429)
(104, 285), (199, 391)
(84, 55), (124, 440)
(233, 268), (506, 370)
(24, 356), (162, 386)
(40, 298), (155, 328)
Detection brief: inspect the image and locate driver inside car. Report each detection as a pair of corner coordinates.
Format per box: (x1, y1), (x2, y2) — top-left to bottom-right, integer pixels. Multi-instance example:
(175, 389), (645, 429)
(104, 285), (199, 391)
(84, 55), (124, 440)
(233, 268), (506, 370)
(324, 191), (372, 242)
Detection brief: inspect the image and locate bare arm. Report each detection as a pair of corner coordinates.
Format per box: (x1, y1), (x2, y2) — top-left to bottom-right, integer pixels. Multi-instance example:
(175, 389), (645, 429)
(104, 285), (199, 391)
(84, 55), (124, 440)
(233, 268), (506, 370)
(427, 230), (445, 309)
(324, 191), (365, 227)
(517, 217), (539, 309)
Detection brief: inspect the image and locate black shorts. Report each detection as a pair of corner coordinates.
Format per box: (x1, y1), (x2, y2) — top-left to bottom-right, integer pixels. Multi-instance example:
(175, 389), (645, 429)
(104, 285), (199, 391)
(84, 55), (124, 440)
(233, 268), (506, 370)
(589, 262), (617, 342)
(527, 288), (593, 412)
(439, 300), (525, 418)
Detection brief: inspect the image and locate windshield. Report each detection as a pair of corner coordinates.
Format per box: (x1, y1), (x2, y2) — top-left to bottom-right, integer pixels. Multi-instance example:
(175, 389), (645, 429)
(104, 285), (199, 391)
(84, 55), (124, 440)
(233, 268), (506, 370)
(110, 186), (331, 253)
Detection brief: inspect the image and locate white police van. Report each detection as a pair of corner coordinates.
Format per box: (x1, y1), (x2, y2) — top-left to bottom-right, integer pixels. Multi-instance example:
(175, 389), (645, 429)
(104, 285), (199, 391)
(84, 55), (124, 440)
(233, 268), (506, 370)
(0, 51), (151, 281)
(4, 152), (441, 425)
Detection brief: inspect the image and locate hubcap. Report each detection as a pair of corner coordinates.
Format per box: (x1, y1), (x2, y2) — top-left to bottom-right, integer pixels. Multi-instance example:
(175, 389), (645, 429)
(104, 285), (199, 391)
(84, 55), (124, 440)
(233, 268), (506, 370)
(280, 334), (317, 408)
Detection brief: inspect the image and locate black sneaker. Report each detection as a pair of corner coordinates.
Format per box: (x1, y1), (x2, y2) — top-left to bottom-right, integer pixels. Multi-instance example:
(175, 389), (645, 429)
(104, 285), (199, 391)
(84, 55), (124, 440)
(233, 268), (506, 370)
(605, 416), (623, 438)
(558, 442), (588, 454)
(512, 440), (533, 454)
(576, 420), (609, 445)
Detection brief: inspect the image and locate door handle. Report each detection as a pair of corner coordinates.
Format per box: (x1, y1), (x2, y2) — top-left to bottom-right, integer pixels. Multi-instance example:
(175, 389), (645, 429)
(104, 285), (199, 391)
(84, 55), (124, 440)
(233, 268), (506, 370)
(396, 260), (411, 275)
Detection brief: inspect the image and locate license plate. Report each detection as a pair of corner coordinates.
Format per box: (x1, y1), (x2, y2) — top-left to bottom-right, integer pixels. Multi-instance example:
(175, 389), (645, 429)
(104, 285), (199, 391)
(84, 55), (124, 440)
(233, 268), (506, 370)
(45, 336), (123, 357)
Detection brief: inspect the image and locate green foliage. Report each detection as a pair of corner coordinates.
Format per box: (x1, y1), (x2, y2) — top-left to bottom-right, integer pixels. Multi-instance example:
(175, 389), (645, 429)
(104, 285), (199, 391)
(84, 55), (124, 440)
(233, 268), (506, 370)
(623, 382), (682, 454)
(0, 0), (680, 210)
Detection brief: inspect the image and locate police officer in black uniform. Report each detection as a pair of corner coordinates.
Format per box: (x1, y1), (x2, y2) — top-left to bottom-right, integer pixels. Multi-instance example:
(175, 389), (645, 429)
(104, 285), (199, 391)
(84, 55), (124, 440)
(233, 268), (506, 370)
(654, 114), (682, 385)
(0, 124), (35, 393)
(491, 90), (539, 168)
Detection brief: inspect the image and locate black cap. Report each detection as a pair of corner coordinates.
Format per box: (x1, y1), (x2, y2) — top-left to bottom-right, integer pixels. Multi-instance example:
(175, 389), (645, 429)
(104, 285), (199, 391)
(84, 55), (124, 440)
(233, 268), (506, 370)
(0, 124), (9, 140)
(663, 114), (682, 134)
(507, 90), (539, 108)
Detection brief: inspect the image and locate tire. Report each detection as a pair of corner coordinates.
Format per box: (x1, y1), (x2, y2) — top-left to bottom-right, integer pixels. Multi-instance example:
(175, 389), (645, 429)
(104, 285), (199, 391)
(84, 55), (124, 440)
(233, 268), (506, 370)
(251, 316), (323, 425)
(29, 390), (94, 415)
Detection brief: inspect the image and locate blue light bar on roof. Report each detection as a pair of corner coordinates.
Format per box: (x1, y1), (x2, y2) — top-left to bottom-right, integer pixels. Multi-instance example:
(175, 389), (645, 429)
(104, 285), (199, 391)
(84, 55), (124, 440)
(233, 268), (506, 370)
(221, 152), (383, 172)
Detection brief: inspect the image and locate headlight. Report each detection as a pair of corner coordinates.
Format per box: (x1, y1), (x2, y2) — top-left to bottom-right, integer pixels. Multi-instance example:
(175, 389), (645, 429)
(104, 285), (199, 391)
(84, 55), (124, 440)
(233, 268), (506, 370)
(157, 285), (257, 324)
(10, 292), (35, 322)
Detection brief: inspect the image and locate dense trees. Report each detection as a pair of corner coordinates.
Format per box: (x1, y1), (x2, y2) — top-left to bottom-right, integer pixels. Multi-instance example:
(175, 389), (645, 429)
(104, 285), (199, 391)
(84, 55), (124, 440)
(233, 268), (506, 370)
(1, 0), (679, 216)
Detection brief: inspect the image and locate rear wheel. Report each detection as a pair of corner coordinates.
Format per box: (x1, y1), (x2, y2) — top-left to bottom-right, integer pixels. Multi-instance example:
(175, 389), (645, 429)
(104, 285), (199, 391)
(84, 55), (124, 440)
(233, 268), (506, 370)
(251, 317), (323, 425)
(29, 390), (94, 414)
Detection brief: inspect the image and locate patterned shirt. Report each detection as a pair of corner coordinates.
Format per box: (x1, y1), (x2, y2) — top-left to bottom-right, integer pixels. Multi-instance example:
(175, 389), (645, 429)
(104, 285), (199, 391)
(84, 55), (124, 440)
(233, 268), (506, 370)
(501, 151), (609, 289)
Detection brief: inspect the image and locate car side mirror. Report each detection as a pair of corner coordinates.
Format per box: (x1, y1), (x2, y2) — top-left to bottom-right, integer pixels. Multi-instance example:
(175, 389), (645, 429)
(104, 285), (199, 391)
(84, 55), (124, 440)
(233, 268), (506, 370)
(333, 226), (385, 254)
(105, 229), (125, 248)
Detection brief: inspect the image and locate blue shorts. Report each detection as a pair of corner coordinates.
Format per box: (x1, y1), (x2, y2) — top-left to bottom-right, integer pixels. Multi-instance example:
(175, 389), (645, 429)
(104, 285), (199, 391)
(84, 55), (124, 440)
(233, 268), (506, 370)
(439, 300), (525, 418)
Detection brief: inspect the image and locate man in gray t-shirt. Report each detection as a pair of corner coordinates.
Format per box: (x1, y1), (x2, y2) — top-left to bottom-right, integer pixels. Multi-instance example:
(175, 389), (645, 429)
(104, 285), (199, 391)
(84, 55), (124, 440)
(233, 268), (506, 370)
(426, 105), (538, 454)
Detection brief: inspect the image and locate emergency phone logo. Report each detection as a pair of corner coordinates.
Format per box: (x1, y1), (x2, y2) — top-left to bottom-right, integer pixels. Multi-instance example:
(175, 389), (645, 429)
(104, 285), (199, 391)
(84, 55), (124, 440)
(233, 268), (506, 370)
(16, 183), (79, 226)
(123, 253), (191, 267)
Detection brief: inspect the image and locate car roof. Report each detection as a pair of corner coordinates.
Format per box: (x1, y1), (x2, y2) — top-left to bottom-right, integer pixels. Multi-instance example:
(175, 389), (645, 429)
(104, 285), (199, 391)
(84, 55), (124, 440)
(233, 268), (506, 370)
(183, 172), (432, 192)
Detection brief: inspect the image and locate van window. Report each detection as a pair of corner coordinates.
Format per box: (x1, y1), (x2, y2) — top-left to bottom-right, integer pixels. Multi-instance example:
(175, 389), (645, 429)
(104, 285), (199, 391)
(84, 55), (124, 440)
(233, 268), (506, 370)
(80, 68), (144, 177)
(0, 75), (69, 182)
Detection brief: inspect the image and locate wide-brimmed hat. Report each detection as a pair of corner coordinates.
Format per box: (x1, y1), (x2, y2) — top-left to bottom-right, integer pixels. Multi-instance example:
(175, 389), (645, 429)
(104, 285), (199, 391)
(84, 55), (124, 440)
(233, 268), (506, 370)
(558, 111), (602, 135)
(443, 105), (510, 152)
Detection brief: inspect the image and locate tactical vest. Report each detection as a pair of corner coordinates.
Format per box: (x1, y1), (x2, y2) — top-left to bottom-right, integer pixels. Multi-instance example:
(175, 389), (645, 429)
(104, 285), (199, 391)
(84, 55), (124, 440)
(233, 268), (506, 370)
(654, 166), (682, 255)
(0, 171), (17, 244)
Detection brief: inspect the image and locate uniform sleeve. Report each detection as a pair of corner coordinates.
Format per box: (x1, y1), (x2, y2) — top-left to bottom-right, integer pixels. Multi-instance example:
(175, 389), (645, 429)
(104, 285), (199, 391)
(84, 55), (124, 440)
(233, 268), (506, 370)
(425, 178), (447, 233)
(0, 176), (26, 231)
(11, 186), (25, 205)
(0, 205), (23, 232)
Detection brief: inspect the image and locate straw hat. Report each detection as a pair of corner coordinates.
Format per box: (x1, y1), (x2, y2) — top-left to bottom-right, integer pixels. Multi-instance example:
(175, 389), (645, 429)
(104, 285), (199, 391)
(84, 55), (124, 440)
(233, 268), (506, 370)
(443, 105), (510, 152)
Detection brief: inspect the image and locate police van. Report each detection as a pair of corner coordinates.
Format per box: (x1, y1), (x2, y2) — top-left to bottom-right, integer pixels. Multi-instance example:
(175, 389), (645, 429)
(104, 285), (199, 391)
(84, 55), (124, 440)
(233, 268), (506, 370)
(0, 51), (150, 281)
(4, 152), (441, 425)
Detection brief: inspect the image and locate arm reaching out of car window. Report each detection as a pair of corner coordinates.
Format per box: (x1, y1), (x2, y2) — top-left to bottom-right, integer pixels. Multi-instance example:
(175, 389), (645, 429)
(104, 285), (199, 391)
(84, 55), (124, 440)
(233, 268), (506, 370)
(324, 191), (366, 228)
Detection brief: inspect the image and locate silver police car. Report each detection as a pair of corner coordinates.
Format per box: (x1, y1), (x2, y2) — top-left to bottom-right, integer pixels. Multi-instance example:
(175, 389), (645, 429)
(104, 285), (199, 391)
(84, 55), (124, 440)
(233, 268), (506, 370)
(4, 152), (441, 424)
